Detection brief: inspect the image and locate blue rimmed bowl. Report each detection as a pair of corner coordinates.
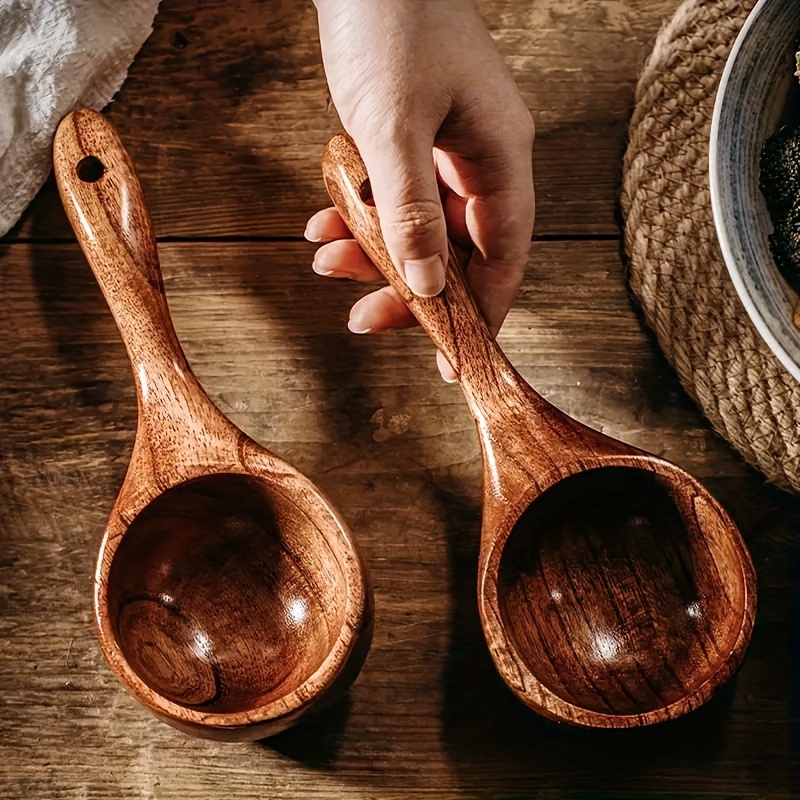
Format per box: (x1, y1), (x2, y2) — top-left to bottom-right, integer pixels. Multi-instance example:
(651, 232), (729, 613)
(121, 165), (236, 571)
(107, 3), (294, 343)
(710, 0), (800, 381)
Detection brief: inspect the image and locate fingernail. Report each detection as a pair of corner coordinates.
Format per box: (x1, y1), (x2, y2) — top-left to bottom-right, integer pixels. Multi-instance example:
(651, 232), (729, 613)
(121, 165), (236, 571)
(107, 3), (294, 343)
(348, 319), (373, 334)
(437, 350), (458, 383)
(312, 261), (334, 276)
(401, 255), (446, 297)
(304, 223), (322, 242)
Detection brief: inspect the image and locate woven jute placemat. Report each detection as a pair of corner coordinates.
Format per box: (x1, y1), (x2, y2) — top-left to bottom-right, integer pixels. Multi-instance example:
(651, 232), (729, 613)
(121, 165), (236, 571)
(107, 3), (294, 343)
(620, 0), (800, 492)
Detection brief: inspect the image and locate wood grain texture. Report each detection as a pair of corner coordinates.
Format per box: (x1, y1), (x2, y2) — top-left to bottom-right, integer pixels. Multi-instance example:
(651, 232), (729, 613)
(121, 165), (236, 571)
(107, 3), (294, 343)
(50, 110), (372, 740)
(323, 134), (756, 728)
(0, 240), (797, 796)
(1, 0), (798, 793)
(6, 0), (680, 242)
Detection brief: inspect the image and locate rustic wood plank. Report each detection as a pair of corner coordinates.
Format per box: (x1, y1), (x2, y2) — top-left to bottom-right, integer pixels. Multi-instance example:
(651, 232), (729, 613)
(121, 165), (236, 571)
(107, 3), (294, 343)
(5, 0), (681, 242)
(0, 240), (797, 798)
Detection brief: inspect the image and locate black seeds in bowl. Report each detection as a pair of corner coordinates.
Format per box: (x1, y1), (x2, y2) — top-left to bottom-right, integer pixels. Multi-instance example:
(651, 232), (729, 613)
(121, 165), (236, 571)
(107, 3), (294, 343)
(761, 55), (800, 295)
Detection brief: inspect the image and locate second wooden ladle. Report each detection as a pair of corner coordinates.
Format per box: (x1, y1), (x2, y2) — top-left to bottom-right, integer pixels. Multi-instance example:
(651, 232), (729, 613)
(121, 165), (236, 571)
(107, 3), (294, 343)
(323, 134), (757, 728)
(53, 110), (372, 741)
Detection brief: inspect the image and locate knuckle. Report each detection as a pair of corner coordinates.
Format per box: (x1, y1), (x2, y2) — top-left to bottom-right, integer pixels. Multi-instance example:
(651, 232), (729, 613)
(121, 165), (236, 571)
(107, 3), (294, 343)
(505, 109), (535, 152)
(493, 98), (535, 150)
(495, 244), (531, 282)
(388, 199), (444, 243)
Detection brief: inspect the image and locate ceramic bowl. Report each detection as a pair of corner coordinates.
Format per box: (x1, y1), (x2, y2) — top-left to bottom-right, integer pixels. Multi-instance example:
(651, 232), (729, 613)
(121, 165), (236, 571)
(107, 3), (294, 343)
(710, 0), (800, 381)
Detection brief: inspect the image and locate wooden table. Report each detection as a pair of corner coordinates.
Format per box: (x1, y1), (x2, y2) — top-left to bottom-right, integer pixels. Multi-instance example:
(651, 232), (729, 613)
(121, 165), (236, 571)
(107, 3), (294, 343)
(2, 1), (799, 797)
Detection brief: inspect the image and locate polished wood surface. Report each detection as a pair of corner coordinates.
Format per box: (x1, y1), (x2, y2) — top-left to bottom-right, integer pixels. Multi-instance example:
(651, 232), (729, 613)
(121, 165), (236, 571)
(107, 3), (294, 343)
(52, 110), (372, 740)
(2, 0), (799, 796)
(323, 135), (755, 728)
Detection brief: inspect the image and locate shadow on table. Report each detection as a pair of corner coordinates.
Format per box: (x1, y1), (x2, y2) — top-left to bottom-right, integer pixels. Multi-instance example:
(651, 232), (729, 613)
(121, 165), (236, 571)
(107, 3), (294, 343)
(22, 190), (132, 415)
(261, 696), (353, 768)
(23, 233), (367, 769)
(17, 7), (800, 791)
(435, 464), (800, 799)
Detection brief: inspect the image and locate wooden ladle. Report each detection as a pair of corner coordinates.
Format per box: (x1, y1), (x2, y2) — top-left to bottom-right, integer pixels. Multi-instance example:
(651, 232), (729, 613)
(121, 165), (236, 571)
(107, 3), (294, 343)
(53, 110), (372, 741)
(322, 134), (757, 728)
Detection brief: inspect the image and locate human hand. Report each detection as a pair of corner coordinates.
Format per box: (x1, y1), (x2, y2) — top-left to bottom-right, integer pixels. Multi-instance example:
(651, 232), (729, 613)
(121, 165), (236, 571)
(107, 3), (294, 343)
(306, 0), (535, 381)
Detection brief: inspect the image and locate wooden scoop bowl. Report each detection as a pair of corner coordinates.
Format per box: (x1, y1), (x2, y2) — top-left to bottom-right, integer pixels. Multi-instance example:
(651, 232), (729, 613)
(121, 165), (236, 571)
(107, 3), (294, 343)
(53, 110), (372, 741)
(322, 134), (757, 728)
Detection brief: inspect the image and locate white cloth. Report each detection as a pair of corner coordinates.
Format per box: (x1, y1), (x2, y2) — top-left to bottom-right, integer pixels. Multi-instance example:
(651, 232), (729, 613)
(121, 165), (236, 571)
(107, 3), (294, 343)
(0, 0), (160, 236)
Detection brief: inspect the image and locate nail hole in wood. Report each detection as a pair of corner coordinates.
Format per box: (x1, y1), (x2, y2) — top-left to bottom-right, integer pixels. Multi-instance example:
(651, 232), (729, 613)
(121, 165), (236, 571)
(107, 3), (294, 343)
(76, 156), (105, 183)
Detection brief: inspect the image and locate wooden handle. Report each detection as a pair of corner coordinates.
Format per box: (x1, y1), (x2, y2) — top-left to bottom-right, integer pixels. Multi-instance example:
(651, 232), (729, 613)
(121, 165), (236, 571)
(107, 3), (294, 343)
(323, 134), (616, 469)
(54, 109), (201, 415)
(322, 134), (512, 391)
(53, 110), (238, 478)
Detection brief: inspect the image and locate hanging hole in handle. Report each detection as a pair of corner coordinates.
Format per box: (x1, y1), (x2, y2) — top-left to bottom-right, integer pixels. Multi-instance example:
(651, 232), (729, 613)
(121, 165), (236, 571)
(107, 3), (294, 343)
(359, 179), (376, 207)
(76, 156), (105, 183)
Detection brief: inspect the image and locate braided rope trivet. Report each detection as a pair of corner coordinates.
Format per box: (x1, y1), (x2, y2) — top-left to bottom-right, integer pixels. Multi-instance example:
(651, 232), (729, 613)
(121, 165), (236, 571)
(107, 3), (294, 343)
(620, 0), (800, 492)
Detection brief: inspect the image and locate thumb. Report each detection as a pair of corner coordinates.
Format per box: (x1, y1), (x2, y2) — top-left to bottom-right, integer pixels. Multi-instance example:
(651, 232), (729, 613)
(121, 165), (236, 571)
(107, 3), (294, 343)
(358, 134), (448, 298)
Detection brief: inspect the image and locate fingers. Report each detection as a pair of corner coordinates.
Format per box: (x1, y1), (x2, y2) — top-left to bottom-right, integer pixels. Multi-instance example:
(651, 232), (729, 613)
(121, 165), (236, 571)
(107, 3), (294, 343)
(304, 206), (383, 280)
(302, 210), (418, 329)
(436, 350), (458, 384)
(464, 187), (534, 336)
(444, 112), (535, 336)
(358, 132), (448, 298)
(439, 185), (471, 251)
(307, 214), (461, 383)
(312, 239), (383, 281)
(350, 287), (455, 387)
(348, 286), (417, 333)
(304, 207), (353, 242)
(306, 123), (534, 384)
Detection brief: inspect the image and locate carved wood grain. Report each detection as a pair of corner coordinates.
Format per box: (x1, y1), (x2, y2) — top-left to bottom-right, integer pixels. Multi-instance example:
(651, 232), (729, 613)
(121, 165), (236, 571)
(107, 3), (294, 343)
(2, 0), (798, 793)
(52, 110), (372, 741)
(322, 133), (757, 729)
(0, 237), (793, 797)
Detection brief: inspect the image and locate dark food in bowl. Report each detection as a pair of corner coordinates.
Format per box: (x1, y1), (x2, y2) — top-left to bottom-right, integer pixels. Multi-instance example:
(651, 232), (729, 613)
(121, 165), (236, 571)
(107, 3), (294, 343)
(761, 52), (800, 298)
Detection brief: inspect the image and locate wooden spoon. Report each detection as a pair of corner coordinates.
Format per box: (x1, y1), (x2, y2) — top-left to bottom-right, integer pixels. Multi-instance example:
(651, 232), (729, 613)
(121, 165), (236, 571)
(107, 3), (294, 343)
(322, 134), (756, 728)
(53, 110), (372, 741)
